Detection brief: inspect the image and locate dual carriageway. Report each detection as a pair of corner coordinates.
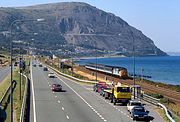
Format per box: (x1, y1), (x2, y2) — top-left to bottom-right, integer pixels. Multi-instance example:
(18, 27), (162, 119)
(0, 60), (164, 122)
(29, 60), (164, 122)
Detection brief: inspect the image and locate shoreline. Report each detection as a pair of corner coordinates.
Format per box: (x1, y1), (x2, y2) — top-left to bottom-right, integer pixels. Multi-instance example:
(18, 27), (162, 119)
(76, 56), (180, 87)
(79, 55), (126, 60)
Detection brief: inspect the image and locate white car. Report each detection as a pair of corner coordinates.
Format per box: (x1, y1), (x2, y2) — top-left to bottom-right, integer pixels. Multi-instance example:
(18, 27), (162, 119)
(127, 100), (143, 113)
(48, 72), (55, 78)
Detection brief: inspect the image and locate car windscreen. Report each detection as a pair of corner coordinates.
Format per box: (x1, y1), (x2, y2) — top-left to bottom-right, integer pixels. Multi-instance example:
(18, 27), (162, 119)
(117, 87), (130, 92)
(134, 107), (145, 112)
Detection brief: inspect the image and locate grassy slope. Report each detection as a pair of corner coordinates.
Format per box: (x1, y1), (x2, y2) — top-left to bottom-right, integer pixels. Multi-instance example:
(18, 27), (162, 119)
(0, 57), (29, 122)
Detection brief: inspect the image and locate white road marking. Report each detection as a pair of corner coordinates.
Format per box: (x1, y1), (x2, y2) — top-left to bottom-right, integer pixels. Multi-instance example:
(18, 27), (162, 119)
(62, 107), (64, 111)
(55, 95), (57, 98)
(66, 115), (69, 119)
(30, 61), (37, 122)
(56, 75), (107, 122)
(58, 100), (61, 103)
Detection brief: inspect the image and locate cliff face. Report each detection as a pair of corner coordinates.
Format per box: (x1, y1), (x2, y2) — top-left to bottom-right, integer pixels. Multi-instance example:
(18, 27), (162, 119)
(0, 2), (167, 57)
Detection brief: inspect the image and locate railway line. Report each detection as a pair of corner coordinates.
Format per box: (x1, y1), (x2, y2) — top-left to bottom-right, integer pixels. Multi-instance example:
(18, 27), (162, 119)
(75, 66), (180, 103)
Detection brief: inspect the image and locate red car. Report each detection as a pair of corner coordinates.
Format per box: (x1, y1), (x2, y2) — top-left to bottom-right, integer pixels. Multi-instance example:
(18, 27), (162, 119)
(51, 84), (62, 92)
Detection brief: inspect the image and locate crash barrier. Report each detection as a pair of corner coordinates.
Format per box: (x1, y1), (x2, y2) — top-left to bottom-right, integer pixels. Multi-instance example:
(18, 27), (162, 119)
(19, 74), (30, 122)
(0, 80), (16, 109)
(46, 65), (98, 84)
(142, 94), (160, 105)
(46, 63), (176, 122)
(157, 103), (175, 122)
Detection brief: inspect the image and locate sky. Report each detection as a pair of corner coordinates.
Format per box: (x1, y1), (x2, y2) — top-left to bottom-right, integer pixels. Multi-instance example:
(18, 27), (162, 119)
(0, 0), (180, 52)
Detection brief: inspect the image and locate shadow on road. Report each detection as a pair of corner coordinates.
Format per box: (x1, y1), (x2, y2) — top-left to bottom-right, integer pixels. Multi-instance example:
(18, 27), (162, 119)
(0, 107), (6, 122)
(60, 90), (67, 92)
(135, 116), (154, 122)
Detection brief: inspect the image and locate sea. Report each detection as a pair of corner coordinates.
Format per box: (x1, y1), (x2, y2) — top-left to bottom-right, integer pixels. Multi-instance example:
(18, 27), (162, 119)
(77, 56), (180, 85)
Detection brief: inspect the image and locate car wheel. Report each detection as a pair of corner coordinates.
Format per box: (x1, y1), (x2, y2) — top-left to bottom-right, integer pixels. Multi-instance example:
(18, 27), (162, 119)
(113, 97), (116, 105)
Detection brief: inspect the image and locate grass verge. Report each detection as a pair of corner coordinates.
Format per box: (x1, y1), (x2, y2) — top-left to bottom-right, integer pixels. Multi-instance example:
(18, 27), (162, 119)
(0, 59), (29, 122)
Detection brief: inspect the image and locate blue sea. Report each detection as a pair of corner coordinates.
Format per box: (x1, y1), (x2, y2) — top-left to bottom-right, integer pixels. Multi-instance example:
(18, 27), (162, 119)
(77, 56), (180, 85)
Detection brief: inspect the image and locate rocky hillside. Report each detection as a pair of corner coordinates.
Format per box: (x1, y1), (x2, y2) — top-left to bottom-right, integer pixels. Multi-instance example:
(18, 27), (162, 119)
(0, 2), (167, 57)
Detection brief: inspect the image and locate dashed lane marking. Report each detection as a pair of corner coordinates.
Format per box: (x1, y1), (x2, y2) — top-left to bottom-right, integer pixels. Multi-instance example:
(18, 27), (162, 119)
(84, 86), (132, 120)
(62, 107), (64, 111)
(66, 115), (69, 120)
(56, 75), (107, 122)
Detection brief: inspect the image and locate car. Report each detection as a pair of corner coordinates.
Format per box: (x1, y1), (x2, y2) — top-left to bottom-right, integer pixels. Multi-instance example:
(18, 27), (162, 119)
(127, 100), (143, 113)
(39, 64), (43, 67)
(100, 86), (111, 97)
(33, 64), (36, 67)
(93, 82), (106, 92)
(48, 72), (55, 78)
(131, 106), (149, 121)
(14, 62), (18, 66)
(51, 84), (62, 92)
(43, 67), (48, 71)
(93, 83), (98, 92)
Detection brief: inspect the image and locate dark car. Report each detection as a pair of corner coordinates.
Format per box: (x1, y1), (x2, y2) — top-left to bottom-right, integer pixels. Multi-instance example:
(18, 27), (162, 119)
(131, 106), (149, 121)
(39, 64), (43, 67)
(33, 64), (36, 67)
(51, 84), (62, 92)
(93, 83), (98, 92)
(43, 67), (48, 71)
(14, 62), (18, 66)
(93, 82), (106, 93)
(100, 87), (111, 97)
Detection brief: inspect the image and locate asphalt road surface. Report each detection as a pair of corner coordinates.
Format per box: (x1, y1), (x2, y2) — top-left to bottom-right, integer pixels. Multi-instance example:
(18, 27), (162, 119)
(30, 60), (164, 122)
(0, 66), (10, 84)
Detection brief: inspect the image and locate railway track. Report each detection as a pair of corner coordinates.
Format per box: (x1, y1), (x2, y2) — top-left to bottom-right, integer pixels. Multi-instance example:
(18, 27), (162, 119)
(75, 66), (180, 103)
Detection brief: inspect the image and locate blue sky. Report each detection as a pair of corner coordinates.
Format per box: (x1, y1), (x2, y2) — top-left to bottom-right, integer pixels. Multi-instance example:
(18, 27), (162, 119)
(1, 0), (180, 52)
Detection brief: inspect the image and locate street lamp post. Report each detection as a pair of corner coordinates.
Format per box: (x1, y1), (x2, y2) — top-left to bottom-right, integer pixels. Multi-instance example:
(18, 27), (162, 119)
(95, 46), (98, 82)
(9, 18), (44, 122)
(131, 31), (136, 100)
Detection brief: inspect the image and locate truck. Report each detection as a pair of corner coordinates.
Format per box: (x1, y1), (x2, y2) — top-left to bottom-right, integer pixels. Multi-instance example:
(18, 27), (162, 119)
(104, 84), (131, 105)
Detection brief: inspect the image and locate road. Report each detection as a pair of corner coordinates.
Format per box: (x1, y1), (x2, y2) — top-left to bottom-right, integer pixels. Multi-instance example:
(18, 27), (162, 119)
(0, 66), (10, 84)
(30, 60), (164, 122)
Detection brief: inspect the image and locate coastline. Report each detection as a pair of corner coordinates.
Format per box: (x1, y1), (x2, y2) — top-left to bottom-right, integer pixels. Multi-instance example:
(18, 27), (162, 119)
(79, 55), (126, 60)
(77, 56), (180, 86)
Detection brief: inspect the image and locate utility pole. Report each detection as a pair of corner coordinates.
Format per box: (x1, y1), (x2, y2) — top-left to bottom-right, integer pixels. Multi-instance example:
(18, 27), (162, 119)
(95, 45), (98, 82)
(19, 47), (22, 100)
(131, 31), (136, 100)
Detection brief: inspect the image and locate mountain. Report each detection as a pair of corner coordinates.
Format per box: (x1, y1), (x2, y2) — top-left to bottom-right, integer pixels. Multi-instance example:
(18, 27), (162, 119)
(0, 2), (167, 57)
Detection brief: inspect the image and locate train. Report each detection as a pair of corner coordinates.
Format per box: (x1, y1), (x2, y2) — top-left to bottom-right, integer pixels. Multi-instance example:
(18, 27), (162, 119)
(85, 63), (128, 78)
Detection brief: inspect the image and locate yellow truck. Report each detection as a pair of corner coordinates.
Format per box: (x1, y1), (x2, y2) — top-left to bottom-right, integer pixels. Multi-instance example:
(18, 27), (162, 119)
(104, 84), (131, 105)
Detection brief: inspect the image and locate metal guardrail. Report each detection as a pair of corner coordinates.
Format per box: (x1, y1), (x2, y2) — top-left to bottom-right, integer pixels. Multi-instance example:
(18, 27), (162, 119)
(19, 73), (28, 122)
(46, 63), (175, 122)
(0, 80), (16, 107)
(46, 65), (98, 84)
(142, 94), (160, 105)
(158, 103), (175, 122)
(142, 94), (175, 122)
